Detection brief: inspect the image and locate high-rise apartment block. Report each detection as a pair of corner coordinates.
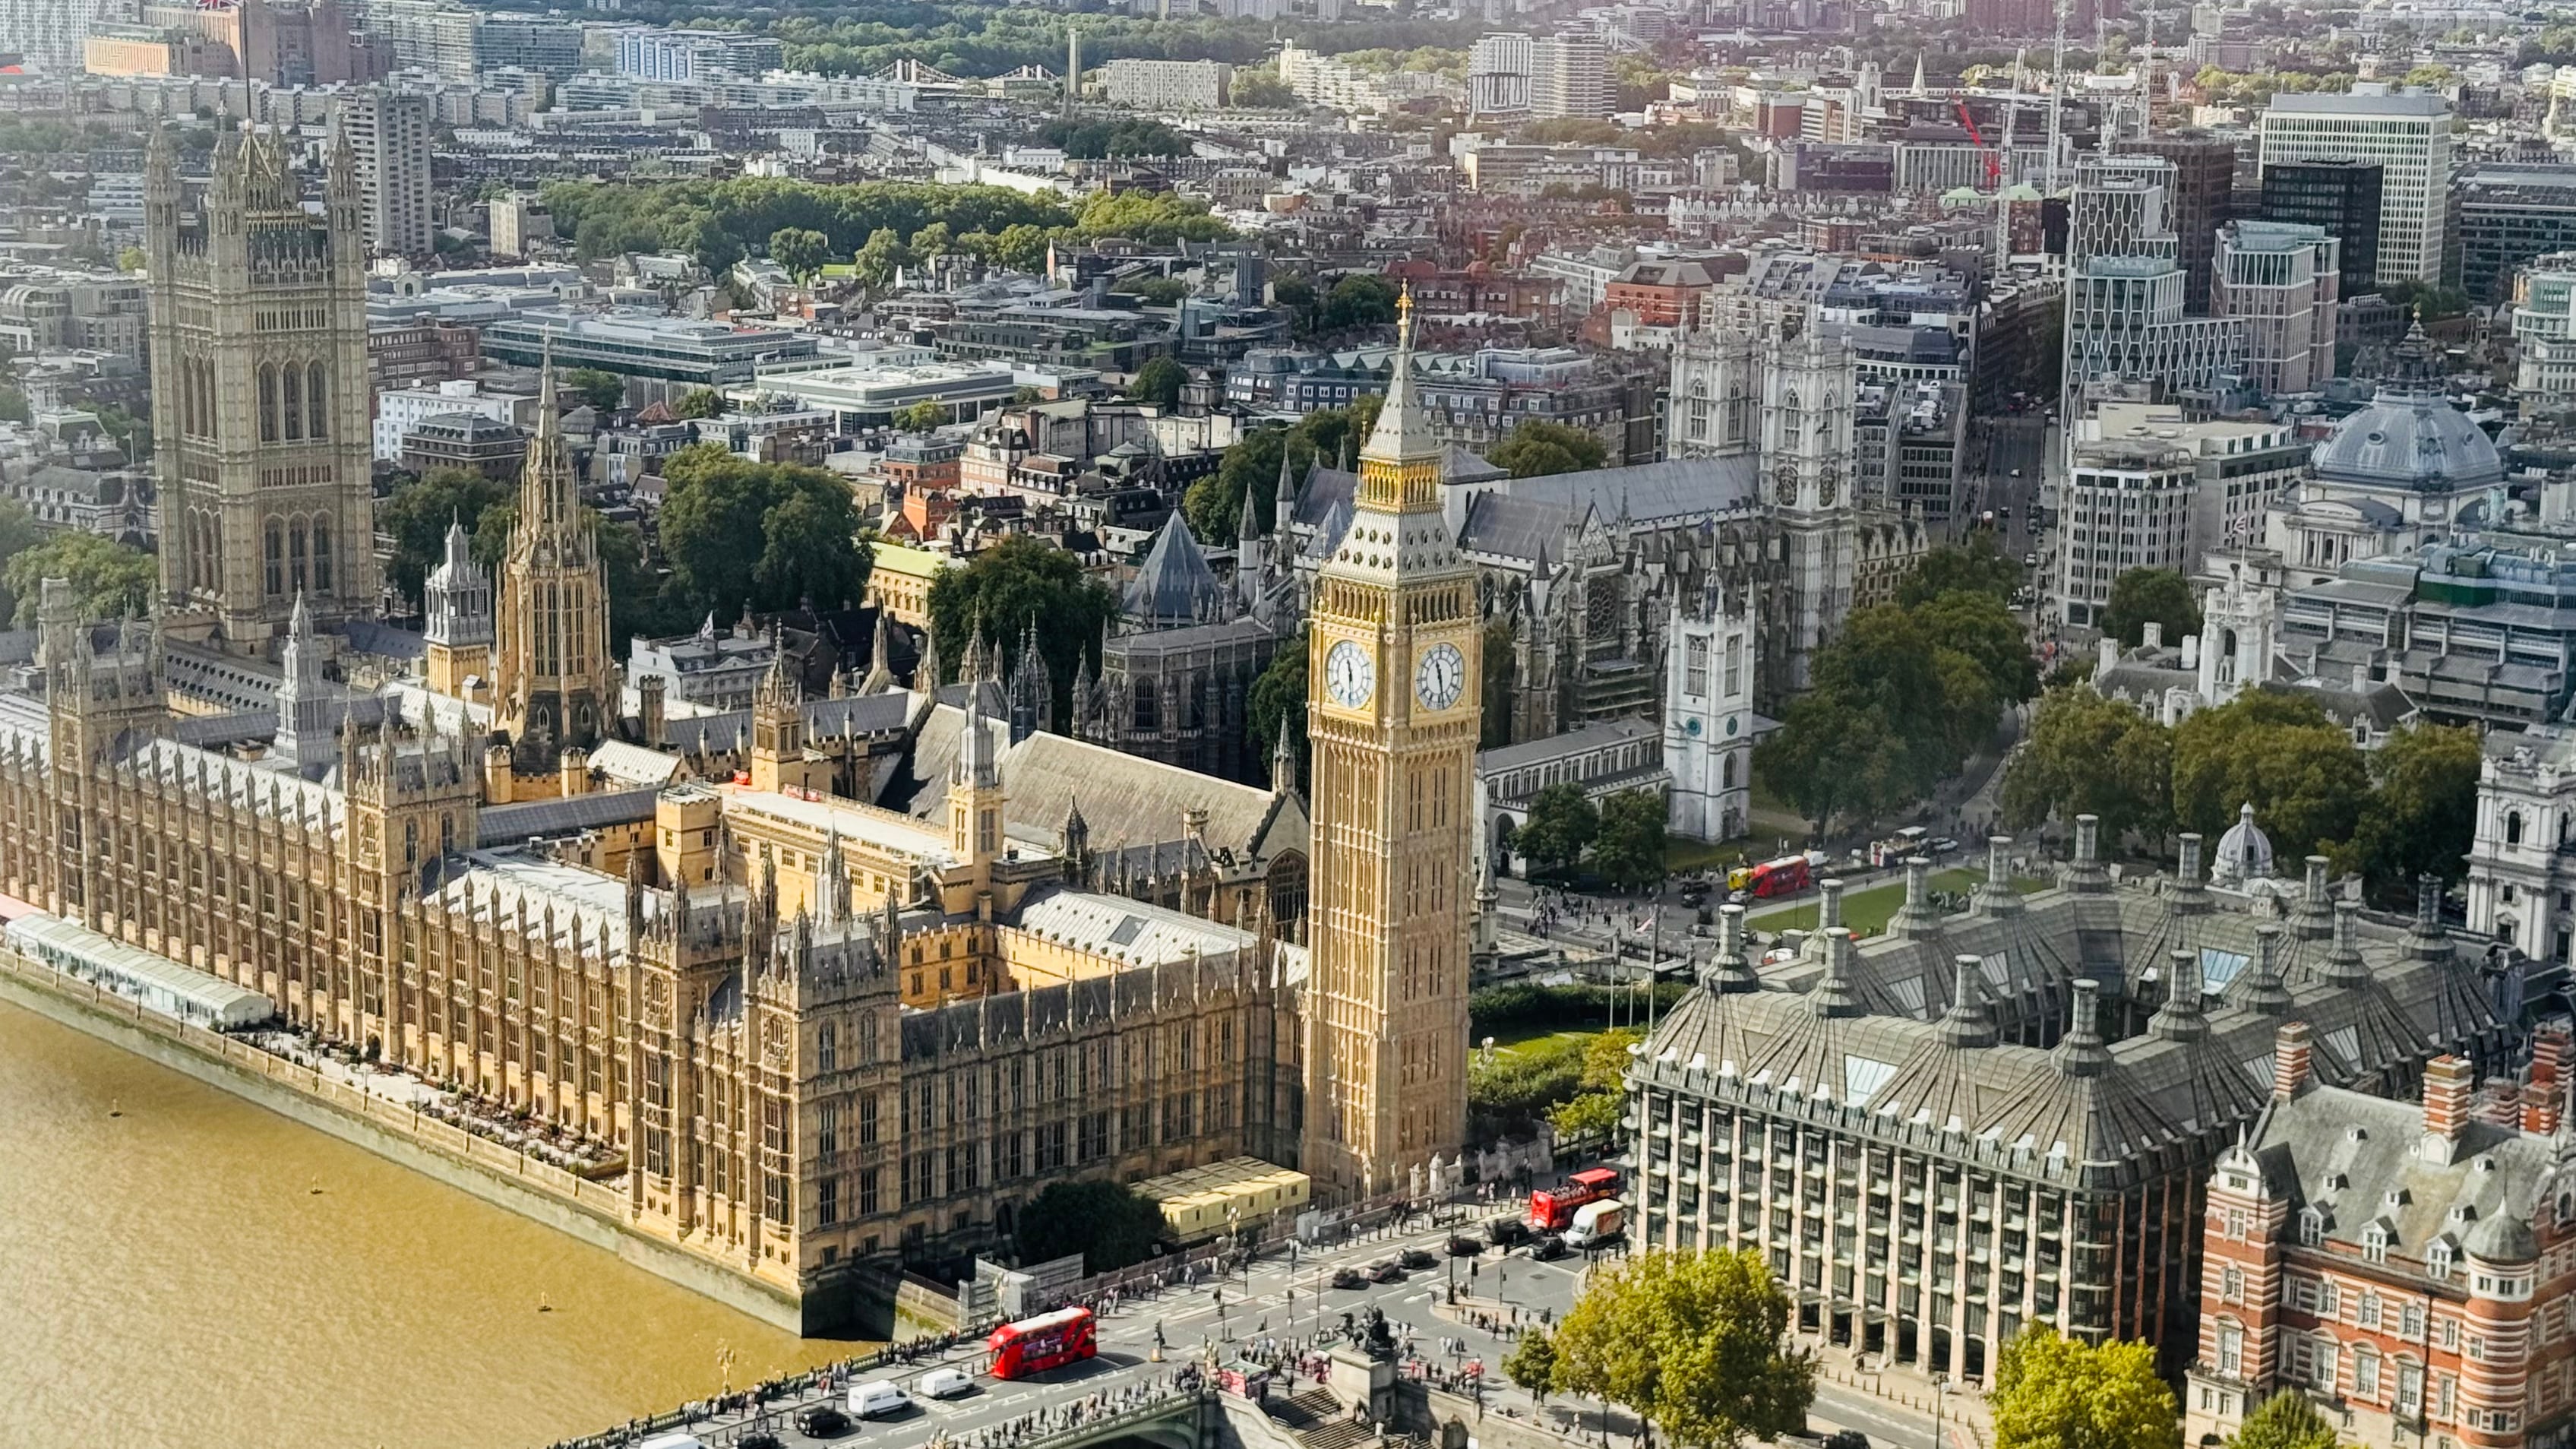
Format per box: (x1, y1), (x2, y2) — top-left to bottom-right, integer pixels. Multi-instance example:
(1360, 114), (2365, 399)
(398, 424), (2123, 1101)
(2063, 157), (2247, 410)
(1098, 58), (1230, 111)
(2511, 253), (2576, 417)
(128, 0), (359, 85)
(336, 88), (434, 258)
(1468, 33), (1532, 119)
(1529, 35), (1609, 121)
(2258, 158), (2384, 296)
(1, 0), (124, 72)
(2212, 220), (2341, 396)
(615, 27), (784, 82)
(2260, 85), (2451, 286)
(2134, 131), (2243, 314)
(347, 0), (479, 82)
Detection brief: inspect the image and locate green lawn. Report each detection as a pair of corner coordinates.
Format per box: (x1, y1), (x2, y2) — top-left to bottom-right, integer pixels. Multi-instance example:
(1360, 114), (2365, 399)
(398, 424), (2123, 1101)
(1746, 868), (2050, 935)
(1480, 1024), (1599, 1058)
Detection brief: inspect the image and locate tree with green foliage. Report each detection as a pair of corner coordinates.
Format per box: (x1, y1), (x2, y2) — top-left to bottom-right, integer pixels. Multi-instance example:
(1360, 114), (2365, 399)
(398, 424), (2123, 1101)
(1323, 274), (1400, 331)
(988, 223), (1054, 274)
(1590, 789), (1667, 891)
(1075, 188), (1231, 245)
(1516, 783), (1600, 875)
(893, 400), (947, 434)
(565, 368), (627, 413)
(2000, 686), (2176, 846)
(1014, 1178), (1167, 1274)
(0, 497), (45, 622)
(1503, 1327), (1557, 1403)
(1488, 419), (1608, 479)
(1758, 682), (1914, 836)
(2100, 567), (2203, 647)
(2379, 279), (2474, 323)
(0, 387), (27, 424)
(2340, 723), (2483, 906)
(672, 388), (725, 420)
(925, 533), (1116, 719)
(1127, 356), (1187, 410)
(116, 245), (146, 272)
(1125, 276), (1190, 307)
(1913, 588), (2040, 708)
(1039, 115), (1195, 158)
(656, 443), (873, 625)
(1231, 68), (1296, 107)
(4, 532), (155, 627)
(1182, 398), (1381, 543)
(852, 225), (912, 293)
(1248, 627), (1307, 789)
(766, 226), (832, 285)
(2170, 691), (2369, 857)
(1897, 534), (2022, 607)
(1549, 1249), (1814, 1449)
(2227, 1390), (2337, 1449)
(1990, 1326), (2179, 1449)
(1547, 1028), (1643, 1141)
(1272, 273), (1320, 334)
(378, 467), (512, 605)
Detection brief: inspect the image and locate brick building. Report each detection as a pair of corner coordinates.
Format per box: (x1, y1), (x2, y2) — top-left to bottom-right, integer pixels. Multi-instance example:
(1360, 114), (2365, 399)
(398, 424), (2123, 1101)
(2188, 1027), (2576, 1449)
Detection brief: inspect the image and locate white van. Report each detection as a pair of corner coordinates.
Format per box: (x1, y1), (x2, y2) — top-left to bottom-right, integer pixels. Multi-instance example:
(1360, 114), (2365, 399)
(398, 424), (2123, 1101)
(850, 1379), (912, 1419)
(635, 1435), (706, 1449)
(1564, 1197), (1626, 1248)
(920, 1367), (975, 1399)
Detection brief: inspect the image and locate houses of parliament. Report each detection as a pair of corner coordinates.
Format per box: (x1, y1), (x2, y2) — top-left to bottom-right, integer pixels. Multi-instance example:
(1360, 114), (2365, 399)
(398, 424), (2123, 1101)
(0, 125), (1480, 1331)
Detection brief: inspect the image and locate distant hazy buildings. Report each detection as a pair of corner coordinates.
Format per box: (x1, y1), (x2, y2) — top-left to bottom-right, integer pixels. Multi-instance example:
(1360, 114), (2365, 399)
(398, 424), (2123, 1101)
(1100, 57), (1230, 110)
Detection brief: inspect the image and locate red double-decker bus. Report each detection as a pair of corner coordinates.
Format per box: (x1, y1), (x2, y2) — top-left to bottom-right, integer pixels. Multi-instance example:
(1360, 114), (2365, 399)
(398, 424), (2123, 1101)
(1528, 1167), (1622, 1232)
(988, 1306), (1098, 1381)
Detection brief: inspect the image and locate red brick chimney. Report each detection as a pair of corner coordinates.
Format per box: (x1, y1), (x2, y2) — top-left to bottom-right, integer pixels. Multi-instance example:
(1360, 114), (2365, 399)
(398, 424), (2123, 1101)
(2424, 1055), (2474, 1148)
(2525, 1026), (2569, 1137)
(2274, 1020), (2313, 1103)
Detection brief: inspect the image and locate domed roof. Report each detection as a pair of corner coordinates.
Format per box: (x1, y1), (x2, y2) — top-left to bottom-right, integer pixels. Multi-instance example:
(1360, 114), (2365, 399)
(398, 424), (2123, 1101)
(2467, 1210), (2538, 1264)
(2213, 802), (2274, 885)
(2311, 324), (2504, 493)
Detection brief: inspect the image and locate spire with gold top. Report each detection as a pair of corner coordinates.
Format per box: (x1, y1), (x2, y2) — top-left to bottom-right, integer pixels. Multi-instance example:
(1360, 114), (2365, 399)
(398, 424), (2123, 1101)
(1354, 285), (1445, 515)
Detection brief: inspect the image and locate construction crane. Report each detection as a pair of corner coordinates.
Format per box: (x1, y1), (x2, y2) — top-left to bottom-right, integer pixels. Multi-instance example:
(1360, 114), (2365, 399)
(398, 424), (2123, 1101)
(1955, 98), (2002, 188)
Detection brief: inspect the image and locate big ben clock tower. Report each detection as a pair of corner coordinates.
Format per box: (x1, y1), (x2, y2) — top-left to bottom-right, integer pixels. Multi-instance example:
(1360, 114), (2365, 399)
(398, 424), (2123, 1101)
(1302, 289), (1481, 1201)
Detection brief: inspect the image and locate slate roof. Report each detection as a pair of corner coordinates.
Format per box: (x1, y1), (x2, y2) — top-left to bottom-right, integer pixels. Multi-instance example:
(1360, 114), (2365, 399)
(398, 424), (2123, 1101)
(1124, 512), (1225, 627)
(477, 788), (662, 848)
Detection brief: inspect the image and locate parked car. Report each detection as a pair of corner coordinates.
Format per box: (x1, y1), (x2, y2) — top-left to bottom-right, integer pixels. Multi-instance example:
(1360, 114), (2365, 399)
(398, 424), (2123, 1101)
(738, 1435), (784, 1449)
(1400, 1247), (1438, 1270)
(919, 1368), (975, 1400)
(1332, 1266), (1368, 1289)
(1525, 1233), (1569, 1261)
(793, 1405), (853, 1438)
(1365, 1258), (1407, 1283)
(1928, 837), (1959, 856)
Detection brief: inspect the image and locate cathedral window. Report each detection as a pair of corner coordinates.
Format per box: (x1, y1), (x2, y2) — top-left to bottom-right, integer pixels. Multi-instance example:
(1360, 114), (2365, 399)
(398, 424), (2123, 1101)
(1684, 637), (1708, 698)
(306, 366), (327, 440)
(312, 520), (332, 593)
(264, 519), (283, 597)
(1722, 754), (1737, 789)
(288, 520), (307, 593)
(258, 365), (279, 443)
(281, 362), (303, 441)
(1726, 634), (1743, 697)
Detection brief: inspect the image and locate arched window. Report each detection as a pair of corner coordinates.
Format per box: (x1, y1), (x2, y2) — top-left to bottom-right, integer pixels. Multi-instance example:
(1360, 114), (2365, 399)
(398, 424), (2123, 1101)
(280, 362), (302, 441)
(305, 365), (327, 440)
(2508, 811), (2527, 847)
(1721, 752), (1737, 788)
(289, 519), (308, 593)
(311, 520), (331, 593)
(264, 518), (283, 597)
(258, 365), (278, 443)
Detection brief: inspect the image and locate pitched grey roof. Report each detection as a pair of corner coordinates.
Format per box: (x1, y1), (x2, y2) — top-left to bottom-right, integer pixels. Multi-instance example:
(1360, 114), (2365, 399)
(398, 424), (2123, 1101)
(1124, 512), (1225, 627)
(477, 787), (662, 847)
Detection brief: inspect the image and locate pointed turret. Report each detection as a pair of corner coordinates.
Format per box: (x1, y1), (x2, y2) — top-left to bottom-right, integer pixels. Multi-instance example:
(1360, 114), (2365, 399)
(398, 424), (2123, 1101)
(858, 609), (899, 695)
(1007, 615), (1051, 742)
(271, 590), (334, 776)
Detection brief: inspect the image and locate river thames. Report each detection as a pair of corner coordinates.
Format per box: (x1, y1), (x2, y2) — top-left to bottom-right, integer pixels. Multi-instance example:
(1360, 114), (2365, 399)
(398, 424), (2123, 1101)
(0, 999), (862, 1448)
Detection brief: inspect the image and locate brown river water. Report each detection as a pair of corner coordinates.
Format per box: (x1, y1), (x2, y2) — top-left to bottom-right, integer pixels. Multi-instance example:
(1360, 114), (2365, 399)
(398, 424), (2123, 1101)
(0, 998), (864, 1448)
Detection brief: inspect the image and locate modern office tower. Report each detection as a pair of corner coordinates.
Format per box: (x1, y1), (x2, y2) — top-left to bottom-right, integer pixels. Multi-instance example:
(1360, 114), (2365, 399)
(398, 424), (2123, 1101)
(336, 88), (434, 258)
(2259, 84), (2451, 285)
(2258, 158), (2383, 296)
(2453, 163), (2576, 306)
(2134, 131), (2242, 314)
(2212, 220), (2341, 396)
(1468, 33), (1533, 118)
(2069, 155), (2182, 268)
(1529, 34), (1609, 120)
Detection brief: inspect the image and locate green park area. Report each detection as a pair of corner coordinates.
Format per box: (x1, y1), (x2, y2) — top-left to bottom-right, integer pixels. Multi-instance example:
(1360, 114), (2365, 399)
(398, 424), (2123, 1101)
(1746, 868), (2049, 936)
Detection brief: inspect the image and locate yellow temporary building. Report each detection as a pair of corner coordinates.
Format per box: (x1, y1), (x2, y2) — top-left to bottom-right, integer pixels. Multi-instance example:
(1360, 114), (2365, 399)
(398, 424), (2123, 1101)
(1138, 1156), (1311, 1243)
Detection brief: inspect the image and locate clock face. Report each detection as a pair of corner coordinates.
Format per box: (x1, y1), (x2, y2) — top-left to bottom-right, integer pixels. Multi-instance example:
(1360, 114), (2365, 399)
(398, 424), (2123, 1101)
(1414, 642), (1465, 711)
(1325, 638), (1375, 710)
